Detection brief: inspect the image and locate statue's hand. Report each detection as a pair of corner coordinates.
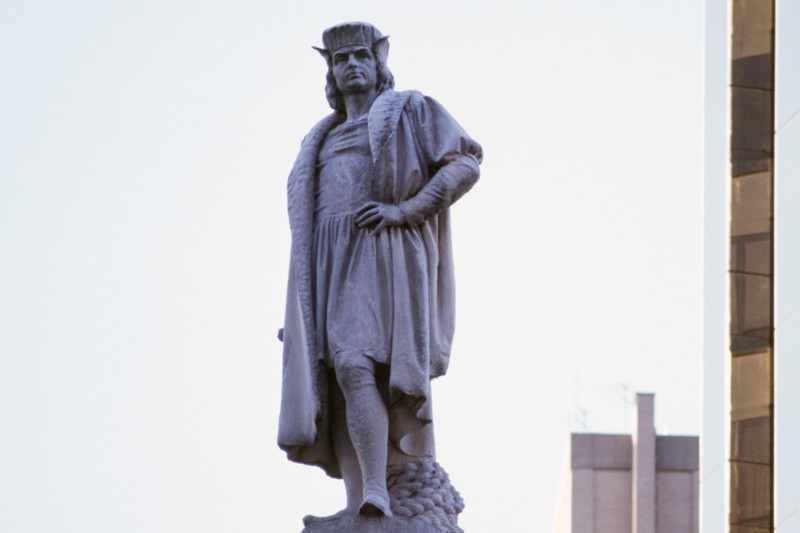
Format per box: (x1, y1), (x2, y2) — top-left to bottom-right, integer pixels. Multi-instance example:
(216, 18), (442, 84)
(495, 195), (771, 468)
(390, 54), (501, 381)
(355, 201), (406, 235)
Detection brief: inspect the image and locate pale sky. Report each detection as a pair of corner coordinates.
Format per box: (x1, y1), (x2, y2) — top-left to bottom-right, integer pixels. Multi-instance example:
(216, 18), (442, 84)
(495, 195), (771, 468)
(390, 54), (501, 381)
(1, 1), (703, 531)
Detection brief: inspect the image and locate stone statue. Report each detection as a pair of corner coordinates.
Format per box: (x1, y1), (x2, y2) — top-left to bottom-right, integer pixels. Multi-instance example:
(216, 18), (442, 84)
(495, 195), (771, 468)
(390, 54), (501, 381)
(278, 21), (482, 532)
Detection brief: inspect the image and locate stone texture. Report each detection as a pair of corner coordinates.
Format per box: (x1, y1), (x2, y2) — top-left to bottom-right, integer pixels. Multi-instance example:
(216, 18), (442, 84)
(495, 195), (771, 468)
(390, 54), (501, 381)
(301, 513), (450, 533)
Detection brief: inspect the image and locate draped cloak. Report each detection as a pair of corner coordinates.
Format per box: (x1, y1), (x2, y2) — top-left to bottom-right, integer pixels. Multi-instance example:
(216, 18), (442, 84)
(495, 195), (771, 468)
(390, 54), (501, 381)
(278, 89), (482, 478)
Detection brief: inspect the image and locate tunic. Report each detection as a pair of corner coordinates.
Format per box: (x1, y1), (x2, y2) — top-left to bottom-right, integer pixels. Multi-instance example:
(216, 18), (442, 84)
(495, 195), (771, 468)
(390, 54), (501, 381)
(312, 115), (393, 367)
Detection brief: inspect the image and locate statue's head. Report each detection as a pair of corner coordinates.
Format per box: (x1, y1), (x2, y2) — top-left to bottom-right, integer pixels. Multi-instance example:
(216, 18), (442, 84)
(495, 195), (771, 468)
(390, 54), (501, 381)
(314, 22), (395, 113)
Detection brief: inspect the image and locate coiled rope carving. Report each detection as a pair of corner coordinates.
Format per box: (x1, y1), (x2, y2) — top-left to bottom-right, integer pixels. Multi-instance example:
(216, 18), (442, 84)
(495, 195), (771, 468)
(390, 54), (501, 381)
(386, 460), (465, 533)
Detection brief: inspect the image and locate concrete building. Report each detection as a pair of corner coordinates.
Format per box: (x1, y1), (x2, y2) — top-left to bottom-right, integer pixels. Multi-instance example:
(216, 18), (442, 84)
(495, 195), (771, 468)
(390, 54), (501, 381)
(553, 394), (699, 533)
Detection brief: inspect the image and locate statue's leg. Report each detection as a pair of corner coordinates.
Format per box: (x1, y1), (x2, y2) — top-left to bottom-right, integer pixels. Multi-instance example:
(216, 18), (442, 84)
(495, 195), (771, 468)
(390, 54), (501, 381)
(333, 353), (392, 517)
(330, 381), (363, 512)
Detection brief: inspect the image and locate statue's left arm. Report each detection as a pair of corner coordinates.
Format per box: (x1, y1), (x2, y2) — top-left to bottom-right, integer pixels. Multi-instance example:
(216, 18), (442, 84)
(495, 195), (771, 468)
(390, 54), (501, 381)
(355, 94), (482, 232)
(398, 94), (483, 225)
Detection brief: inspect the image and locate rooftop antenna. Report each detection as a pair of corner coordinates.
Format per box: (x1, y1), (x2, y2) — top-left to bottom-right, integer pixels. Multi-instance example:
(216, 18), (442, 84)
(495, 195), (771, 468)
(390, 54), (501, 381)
(574, 406), (589, 432)
(573, 371), (590, 432)
(616, 382), (633, 433)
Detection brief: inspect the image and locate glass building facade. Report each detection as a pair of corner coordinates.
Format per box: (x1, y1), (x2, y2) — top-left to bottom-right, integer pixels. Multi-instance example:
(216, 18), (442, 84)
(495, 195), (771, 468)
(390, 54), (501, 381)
(704, 0), (800, 530)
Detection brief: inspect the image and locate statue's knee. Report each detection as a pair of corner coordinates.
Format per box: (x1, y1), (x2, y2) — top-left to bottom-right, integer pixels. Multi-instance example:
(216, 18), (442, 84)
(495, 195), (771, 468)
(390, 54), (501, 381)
(334, 353), (376, 392)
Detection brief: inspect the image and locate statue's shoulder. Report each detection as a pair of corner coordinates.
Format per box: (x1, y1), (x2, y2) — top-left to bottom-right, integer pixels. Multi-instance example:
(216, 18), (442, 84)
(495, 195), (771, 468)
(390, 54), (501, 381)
(388, 90), (454, 120)
(367, 90), (423, 141)
(374, 89), (426, 111)
(301, 113), (341, 145)
(401, 89), (425, 103)
(289, 112), (341, 188)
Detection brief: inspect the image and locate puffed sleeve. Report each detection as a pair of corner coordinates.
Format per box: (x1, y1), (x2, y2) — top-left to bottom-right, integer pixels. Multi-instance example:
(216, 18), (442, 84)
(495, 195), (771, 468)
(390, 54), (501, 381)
(398, 94), (483, 225)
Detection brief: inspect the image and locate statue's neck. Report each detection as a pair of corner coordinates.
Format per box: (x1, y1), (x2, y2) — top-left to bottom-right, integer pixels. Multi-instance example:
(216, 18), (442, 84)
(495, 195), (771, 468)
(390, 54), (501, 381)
(343, 88), (377, 121)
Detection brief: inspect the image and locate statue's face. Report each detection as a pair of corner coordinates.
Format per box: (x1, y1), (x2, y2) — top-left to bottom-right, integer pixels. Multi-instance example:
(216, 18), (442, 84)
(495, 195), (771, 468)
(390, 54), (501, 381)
(331, 45), (378, 95)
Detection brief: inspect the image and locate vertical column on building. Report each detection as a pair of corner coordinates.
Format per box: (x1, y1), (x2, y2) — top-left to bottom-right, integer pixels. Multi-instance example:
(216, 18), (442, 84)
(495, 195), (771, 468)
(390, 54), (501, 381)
(632, 393), (656, 533)
(728, 0), (775, 530)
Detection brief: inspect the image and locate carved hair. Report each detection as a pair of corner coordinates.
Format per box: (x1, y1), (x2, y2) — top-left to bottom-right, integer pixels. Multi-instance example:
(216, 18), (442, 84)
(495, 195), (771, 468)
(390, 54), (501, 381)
(324, 51), (395, 113)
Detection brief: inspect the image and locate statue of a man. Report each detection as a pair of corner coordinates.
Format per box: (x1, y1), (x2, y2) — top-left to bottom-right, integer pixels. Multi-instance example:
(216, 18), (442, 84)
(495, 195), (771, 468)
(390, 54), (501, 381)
(278, 21), (482, 528)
